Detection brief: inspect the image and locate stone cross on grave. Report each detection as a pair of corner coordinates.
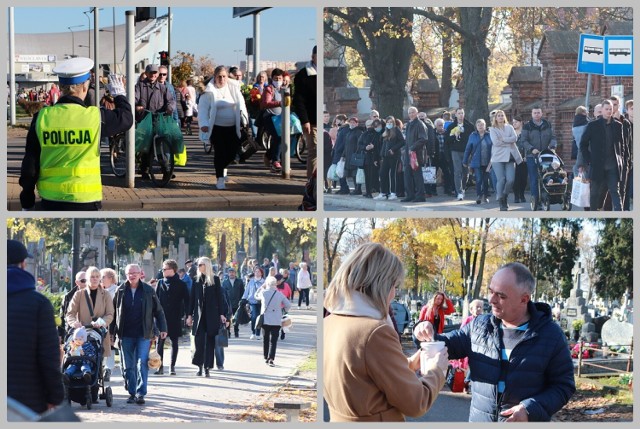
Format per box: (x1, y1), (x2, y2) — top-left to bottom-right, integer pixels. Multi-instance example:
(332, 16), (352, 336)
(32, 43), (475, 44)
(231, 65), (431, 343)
(562, 262), (597, 341)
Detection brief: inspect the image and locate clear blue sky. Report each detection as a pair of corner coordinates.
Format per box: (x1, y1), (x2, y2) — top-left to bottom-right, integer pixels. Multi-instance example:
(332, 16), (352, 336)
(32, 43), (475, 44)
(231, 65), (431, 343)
(13, 7), (317, 65)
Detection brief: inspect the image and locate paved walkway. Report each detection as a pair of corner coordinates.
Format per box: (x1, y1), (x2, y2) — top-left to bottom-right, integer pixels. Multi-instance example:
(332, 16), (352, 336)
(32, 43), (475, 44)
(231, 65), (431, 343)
(71, 307), (317, 422)
(7, 125), (308, 211)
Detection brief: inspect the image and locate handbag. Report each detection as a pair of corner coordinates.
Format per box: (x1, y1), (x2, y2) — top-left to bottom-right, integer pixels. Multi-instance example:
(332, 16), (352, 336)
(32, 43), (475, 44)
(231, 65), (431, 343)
(271, 112), (303, 137)
(255, 291), (276, 331)
(239, 127), (260, 161)
(350, 152), (366, 168)
(355, 168), (366, 185)
(215, 326), (229, 348)
(571, 175), (590, 207)
(447, 367), (466, 393)
(422, 159), (437, 184)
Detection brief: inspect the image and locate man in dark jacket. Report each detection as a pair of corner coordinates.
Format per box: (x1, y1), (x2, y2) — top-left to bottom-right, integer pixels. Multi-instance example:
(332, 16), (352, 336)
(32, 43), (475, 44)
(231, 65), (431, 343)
(154, 259), (189, 375)
(113, 263), (167, 405)
(293, 45), (317, 179)
(446, 108), (475, 200)
(520, 107), (558, 209)
(579, 99), (627, 211)
(414, 262), (575, 422)
(7, 240), (64, 414)
(222, 267), (245, 337)
(402, 106), (428, 202)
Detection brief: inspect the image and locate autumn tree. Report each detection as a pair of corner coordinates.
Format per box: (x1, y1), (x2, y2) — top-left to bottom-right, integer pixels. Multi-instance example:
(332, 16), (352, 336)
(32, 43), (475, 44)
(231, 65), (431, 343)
(206, 218), (253, 264)
(260, 219), (317, 266)
(170, 51), (196, 84)
(593, 219), (632, 300)
(325, 7), (416, 119)
(323, 218), (374, 284)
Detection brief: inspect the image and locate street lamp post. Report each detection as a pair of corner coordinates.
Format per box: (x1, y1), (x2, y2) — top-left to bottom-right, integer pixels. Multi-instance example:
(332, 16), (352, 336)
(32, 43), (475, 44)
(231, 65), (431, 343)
(100, 28), (116, 74)
(67, 25), (84, 57)
(83, 10), (91, 59)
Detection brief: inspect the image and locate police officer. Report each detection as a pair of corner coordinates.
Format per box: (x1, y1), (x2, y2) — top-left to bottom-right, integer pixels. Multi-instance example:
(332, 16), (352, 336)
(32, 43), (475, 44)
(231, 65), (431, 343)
(20, 57), (133, 210)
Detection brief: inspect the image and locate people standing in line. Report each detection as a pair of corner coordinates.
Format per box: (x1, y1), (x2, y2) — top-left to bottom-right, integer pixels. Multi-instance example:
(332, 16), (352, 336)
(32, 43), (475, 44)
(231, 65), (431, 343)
(446, 108), (475, 201)
(255, 276), (292, 366)
(463, 118), (493, 206)
(242, 266), (266, 340)
(579, 99), (627, 211)
(520, 106), (558, 210)
(187, 257), (227, 375)
(342, 117), (365, 195)
(433, 118), (455, 197)
(401, 107), (429, 203)
(330, 114), (351, 194)
(297, 262), (312, 309)
(20, 57), (133, 210)
(374, 116), (405, 200)
(113, 264), (167, 405)
(100, 267), (118, 381)
(294, 45), (318, 179)
(222, 267), (245, 338)
(512, 115), (528, 203)
(490, 110), (522, 211)
(7, 240), (64, 414)
(66, 265), (114, 381)
(198, 65), (249, 190)
(359, 118), (383, 198)
(324, 242), (448, 422)
(414, 263), (575, 421)
(154, 259), (189, 376)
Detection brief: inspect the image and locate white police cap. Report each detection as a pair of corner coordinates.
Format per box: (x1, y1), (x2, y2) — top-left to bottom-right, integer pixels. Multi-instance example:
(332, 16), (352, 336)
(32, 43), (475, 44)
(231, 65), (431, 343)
(53, 57), (94, 85)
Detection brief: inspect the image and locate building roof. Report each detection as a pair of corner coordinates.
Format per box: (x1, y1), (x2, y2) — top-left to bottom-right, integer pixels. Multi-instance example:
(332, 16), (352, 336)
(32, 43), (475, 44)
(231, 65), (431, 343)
(414, 79), (440, 93)
(538, 31), (580, 57)
(507, 66), (542, 84)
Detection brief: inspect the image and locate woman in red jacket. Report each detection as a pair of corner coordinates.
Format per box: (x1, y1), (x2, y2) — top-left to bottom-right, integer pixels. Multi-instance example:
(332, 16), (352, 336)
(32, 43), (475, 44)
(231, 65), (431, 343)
(418, 292), (454, 334)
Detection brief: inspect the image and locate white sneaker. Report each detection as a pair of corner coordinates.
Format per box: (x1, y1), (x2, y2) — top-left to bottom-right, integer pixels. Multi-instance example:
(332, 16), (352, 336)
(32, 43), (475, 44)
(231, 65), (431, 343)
(387, 193), (397, 200)
(457, 193), (464, 201)
(250, 334), (255, 340)
(306, 306), (311, 310)
(216, 177), (225, 190)
(256, 336), (262, 340)
(373, 194), (386, 200)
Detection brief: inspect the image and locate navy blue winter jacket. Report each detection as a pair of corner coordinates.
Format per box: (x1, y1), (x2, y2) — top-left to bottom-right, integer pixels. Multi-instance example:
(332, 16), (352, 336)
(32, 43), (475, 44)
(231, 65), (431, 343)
(432, 301), (575, 421)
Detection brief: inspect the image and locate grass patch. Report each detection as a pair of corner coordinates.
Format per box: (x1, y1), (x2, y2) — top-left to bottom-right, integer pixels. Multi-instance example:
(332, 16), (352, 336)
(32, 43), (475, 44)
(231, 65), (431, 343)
(297, 348), (317, 372)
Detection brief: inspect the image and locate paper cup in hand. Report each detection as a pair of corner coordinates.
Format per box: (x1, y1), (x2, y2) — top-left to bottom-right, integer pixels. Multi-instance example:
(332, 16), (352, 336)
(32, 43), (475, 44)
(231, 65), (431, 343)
(420, 341), (445, 374)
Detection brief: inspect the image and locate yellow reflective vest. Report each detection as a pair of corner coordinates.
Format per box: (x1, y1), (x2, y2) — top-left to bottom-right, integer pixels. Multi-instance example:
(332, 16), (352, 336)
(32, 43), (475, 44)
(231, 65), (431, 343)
(35, 103), (102, 203)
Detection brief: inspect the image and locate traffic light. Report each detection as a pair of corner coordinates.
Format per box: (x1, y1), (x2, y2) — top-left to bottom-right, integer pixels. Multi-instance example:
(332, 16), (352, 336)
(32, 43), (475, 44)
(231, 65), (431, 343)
(159, 51), (169, 66)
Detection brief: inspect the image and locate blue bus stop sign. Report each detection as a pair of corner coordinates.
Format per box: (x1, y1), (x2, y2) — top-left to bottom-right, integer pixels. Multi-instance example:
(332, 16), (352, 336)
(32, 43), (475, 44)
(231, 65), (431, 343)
(578, 34), (604, 75)
(605, 36), (633, 76)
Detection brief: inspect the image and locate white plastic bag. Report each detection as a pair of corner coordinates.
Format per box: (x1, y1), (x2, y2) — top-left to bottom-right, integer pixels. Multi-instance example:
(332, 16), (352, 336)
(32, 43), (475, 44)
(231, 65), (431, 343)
(327, 164), (339, 182)
(570, 176), (590, 207)
(356, 168), (366, 184)
(336, 159), (346, 178)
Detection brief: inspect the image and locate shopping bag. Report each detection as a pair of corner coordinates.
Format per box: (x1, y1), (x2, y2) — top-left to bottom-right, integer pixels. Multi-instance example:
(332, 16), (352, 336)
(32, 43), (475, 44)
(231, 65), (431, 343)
(350, 152), (366, 168)
(410, 151), (419, 171)
(134, 113), (154, 154)
(174, 144), (187, 167)
(271, 112), (303, 137)
(422, 165), (437, 184)
(570, 177), (590, 207)
(356, 168), (366, 185)
(215, 326), (229, 348)
(327, 164), (339, 182)
(447, 367), (466, 393)
(336, 159), (346, 178)
(156, 114), (185, 154)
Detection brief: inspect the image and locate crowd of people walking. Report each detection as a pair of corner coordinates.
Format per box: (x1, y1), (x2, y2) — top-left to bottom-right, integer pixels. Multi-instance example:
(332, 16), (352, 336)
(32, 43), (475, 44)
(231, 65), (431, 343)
(325, 97), (632, 211)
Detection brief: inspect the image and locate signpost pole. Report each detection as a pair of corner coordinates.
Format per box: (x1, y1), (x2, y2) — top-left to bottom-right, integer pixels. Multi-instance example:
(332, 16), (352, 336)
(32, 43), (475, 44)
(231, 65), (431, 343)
(585, 73), (591, 114)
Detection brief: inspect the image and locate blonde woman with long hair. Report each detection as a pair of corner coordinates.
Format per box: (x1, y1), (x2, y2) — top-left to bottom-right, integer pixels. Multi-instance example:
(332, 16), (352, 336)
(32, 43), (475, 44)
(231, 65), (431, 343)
(186, 257), (227, 376)
(324, 243), (448, 421)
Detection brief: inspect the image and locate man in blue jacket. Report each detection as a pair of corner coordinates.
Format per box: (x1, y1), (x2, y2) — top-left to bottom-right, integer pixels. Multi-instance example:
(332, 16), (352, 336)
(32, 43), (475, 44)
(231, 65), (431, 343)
(414, 262), (575, 421)
(7, 240), (64, 414)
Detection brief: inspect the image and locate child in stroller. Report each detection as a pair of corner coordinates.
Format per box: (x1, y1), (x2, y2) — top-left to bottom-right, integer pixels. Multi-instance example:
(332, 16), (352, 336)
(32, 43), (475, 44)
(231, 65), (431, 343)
(543, 160), (568, 186)
(62, 327), (97, 384)
(534, 148), (572, 211)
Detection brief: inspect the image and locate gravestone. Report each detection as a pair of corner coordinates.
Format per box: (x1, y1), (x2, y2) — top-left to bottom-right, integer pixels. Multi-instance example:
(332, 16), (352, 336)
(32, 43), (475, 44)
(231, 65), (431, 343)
(562, 274), (597, 341)
(178, 238), (188, 268)
(141, 250), (155, 282)
(601, 319), (633, 346)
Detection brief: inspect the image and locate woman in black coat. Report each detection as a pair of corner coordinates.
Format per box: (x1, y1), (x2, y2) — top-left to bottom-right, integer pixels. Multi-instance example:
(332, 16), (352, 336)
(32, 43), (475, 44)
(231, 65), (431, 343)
(187, 257), (227, 377)
(154, 259), (189, 375)
(357, 119), (383, 197)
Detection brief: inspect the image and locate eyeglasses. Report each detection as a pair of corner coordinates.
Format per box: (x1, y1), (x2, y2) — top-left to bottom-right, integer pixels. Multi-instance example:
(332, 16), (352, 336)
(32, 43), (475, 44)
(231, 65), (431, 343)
(79, 279), (87, 283)
(159, 73), (167, 76)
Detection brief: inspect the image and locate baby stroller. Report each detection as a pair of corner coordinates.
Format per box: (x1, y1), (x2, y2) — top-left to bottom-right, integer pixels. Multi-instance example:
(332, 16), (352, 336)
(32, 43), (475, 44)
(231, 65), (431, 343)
(62, 327), (113, 409)
(532, 148), (572, 211)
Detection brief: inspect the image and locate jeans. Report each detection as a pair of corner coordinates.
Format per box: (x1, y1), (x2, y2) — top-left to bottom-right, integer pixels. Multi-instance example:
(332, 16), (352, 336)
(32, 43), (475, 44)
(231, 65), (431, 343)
(590, 168), (622, 210)
(492, 161), (516, 199)
(214, 345), (225, 368)
(298, 288), (310, 307)
(474, 167), (490, 198)
(526, 157), (540, 200)
(250, 303), (262, 336)
(451, 151), (466, 194)
(262, 325), (281, 361)
(264, 115), (282, 162)
(65, 363), (92, 378)
(121, 337), (151, 397)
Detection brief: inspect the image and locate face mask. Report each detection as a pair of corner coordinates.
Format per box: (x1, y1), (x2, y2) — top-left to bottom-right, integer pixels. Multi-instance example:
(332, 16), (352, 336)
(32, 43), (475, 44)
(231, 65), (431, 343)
(273, 80), (282, 89)
(386, 123), (394, 130)
(375, 127), (383, 132)
(349, 124), (356, 129)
